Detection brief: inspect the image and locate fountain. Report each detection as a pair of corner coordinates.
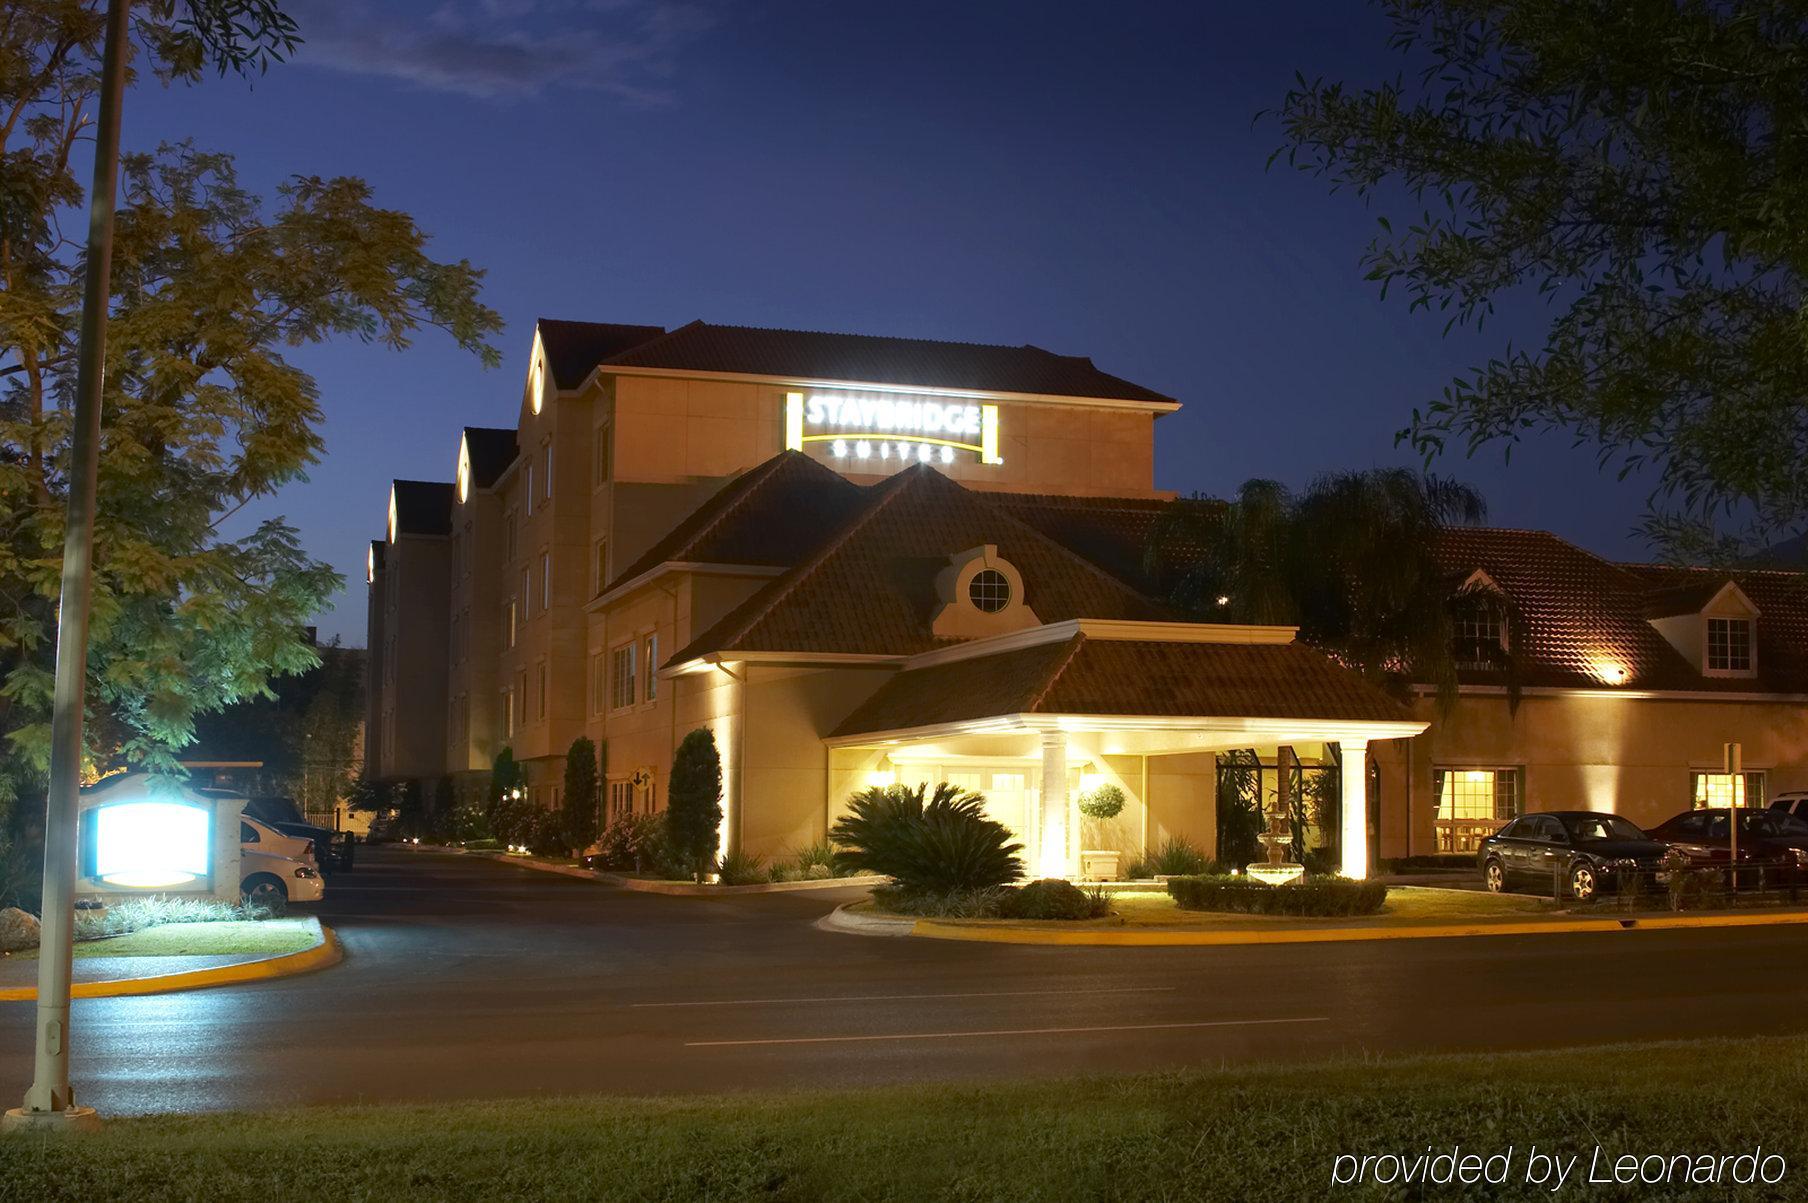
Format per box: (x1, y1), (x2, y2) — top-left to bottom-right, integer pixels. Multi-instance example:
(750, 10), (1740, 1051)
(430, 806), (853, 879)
(1245, 745), (1305, 886)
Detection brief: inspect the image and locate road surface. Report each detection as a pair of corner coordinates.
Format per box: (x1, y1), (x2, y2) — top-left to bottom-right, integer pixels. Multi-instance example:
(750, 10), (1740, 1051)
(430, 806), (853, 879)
(3, 847), (1805, 1114)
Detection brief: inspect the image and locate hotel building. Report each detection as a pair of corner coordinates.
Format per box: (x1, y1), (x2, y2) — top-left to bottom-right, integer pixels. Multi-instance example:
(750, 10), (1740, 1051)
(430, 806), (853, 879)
(366, 319), (1808, 874)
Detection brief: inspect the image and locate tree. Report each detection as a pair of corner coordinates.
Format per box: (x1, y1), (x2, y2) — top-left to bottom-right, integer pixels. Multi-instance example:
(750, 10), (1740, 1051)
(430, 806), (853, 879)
(1152, 469), (1505, 708)
(1274, 1), (1808, 559)
(561, 736), (599, 854)
(665, 728), (722, 883)
(487, 748), (527, 843)
(0, 5), (502, 816)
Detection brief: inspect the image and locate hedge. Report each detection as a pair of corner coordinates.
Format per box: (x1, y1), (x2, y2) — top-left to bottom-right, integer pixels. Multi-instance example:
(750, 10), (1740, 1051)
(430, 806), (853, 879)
(1166, 873), (1387, 916)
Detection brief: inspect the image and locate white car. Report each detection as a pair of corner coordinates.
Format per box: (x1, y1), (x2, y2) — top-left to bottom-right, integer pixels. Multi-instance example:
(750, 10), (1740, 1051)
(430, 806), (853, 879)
(240, 816), (324, 912)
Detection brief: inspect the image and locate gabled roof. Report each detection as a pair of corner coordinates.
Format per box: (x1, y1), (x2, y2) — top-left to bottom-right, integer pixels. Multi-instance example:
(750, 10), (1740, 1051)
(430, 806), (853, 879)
(578, 319), (1175, 405)
(390, 480), (454, 537)
(1434, 528), (1808, 692)
(830, 632), (1412, 738)
(604, 451), (867, 593)
(462, 427), (519, 489)
(535, 319), (667, 389)
(993, 492), (1218, 597)
(670, 463), (1176, 663)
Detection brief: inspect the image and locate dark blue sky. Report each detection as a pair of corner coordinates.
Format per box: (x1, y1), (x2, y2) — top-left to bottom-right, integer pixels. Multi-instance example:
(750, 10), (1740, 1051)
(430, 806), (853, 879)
(127, 0), (1653, 645)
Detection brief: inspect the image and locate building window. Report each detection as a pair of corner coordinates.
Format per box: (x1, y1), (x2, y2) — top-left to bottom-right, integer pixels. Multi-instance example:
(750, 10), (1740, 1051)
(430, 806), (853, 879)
(524, 462), (534, 516)
(969, 568), (1011, 613)
(504, 599), (518, 649)
(540, 551), (551, 613)
(644, 633), (658, 701)
(520, 569), (531, 622)
(590, 651), (606, 715)
(502, 689), (515, 738)
(449, 613), (459, 663)
(1707, 617), (1753, 672)
(610, 643), (637, 711)
(1692, 770), (1766, 809)
(594, 539), (609, 596)
(535, 661), (548, 720)
(594, 424), (612, 486)
(1451, 600), (1506, 668)
(515, 671), (527, 728)
(504, 510), (518, 562)
(608, 779), (633, 818)
(542, 444), (553, 500)
(1431, 767), (1521, 852)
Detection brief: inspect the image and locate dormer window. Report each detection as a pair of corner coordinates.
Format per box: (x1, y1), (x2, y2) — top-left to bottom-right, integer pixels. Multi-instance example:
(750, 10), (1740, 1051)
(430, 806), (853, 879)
(969, 569), (1011, 613)
(1707, 617), (1752, 673)
(1451, 599), (1506, 669)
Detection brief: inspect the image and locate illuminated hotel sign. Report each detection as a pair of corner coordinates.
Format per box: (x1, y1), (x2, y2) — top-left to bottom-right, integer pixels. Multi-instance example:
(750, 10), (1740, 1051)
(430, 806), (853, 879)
(785, 391), (1003, 466)
(82, 799), (212, 889)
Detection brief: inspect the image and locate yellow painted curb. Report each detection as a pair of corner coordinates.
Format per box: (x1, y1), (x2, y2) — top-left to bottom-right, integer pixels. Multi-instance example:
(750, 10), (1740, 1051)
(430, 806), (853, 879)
(909, 909), (1808, 947)
(0, 922), (342, 1001)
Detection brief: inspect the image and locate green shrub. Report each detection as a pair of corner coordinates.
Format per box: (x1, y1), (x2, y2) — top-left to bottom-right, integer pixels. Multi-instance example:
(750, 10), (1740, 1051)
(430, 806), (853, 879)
(767, 863), (802, 884)
(1076, 783), (1126, 820)
(998, 879), (1111, 920)
(1148, 836), (1212, 877)
(791, 840), (838, 873)
(592, 814), (663, 872)
(830, 782), (1023, 892)
(463, 838), (502, 851)
(667, 729), (724, 883)
(1167, 873), (1387, 916)
(561, 737), (601, 854)
(802, 864), (833, 881)
(72, 895), (268, 942)
(870, 884), (1013, 918)
(716, 849), (767, 886)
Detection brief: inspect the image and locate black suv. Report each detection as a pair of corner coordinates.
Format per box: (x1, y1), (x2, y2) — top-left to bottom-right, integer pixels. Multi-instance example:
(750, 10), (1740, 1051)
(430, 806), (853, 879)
(1477, 811), (1668, 900)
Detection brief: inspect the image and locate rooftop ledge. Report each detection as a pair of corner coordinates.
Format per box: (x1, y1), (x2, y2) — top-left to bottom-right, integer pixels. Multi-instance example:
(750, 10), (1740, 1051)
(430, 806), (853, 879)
(664, 618), (1299, 677)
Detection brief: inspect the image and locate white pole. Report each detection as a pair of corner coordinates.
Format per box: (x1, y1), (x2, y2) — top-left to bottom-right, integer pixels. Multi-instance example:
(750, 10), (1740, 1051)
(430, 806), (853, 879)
(1339, 740), (1370, 880)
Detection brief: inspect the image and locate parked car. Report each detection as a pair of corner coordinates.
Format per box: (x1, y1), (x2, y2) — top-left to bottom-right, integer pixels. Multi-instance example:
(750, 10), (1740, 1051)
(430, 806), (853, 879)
(1770, 792), (1808, 821)
(240, 844), (323, 914)
(1647, 808), (1808, 875)
(1477, 811), (1669, 900)
(240, 814), (316, 867)
(244, 795), (355, 874)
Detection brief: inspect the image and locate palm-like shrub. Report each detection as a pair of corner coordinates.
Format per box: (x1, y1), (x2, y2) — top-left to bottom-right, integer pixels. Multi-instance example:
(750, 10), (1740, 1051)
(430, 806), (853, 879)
(831, 782), (1023, 892)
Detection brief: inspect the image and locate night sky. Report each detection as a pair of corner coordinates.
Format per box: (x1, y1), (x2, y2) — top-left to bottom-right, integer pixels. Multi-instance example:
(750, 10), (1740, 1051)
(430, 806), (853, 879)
(124, 0), (1654, 645)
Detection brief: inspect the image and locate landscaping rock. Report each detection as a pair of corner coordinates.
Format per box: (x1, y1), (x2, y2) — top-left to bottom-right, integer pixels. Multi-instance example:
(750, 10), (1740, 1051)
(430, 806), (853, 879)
(0, 906), (41, 952)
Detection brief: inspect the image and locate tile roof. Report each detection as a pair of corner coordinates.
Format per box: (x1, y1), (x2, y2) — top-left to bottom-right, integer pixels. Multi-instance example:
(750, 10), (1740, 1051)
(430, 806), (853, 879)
(993, 492), (1220, 597)
(579, 319), (1176, 405)
(390, 480), (454, 537)
(605, 451), (867, 590)
(671, 464), (1176, 662)
(462, 426), (518, 489)
(1434, 528), (1808, 692)
(831, 633), (1413, 738)
(535, 319), (666, 389)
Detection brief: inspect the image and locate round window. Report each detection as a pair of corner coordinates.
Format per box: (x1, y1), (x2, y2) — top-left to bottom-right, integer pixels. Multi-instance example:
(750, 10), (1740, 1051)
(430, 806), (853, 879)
(968, 568), (1011, 614)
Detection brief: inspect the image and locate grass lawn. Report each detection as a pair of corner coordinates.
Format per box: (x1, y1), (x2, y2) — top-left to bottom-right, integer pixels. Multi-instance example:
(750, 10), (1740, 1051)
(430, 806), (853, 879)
(10, 918), (319, 960)
(4, 1036), (1805, 1200)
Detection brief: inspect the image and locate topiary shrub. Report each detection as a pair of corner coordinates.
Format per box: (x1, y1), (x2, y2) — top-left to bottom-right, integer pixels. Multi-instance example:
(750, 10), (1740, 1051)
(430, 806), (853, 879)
(831, 782), (1023, 892)
(870, 884), (1014, 918)
(998, 878), (1112, 920)
(1077, 783), (1126, 821)
(667, 729), (724, 883)
(1167, 874), (1387, 916)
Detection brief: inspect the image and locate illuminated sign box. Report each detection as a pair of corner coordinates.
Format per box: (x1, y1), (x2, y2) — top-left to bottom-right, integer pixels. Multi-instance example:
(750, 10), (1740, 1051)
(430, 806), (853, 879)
(785, 392), (1002, 466)
(75, 772), (245, 901)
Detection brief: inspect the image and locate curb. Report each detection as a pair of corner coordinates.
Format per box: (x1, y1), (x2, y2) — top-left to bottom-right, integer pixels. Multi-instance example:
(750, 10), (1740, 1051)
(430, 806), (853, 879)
(600, 872), (887, 897)
(0, 920), (343, 1001)
(817, 901), (915, 937)
(903, 908), (1808, 947)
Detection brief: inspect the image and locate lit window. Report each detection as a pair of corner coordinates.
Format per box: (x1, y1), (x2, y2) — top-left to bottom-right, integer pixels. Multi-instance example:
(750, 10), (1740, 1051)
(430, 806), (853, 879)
(611, 643), (637, 711)
(1707, 618), (1753, 672)
(1692, 771), (1765, 809)
(504, 599), (518, 649)
(969, 569), (1010, 613)
(1431, 767), (1521, 852)
(644, 633), (658, 701)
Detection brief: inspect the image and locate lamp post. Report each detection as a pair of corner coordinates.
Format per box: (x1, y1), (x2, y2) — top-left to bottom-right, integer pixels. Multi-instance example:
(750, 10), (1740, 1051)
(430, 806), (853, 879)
(2, 0), (130, 1136)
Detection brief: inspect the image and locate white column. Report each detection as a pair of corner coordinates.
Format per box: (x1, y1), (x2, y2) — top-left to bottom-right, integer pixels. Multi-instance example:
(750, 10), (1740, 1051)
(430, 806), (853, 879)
(1038, 731), (1070, 879)
(1340, 739), (1369, 880)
